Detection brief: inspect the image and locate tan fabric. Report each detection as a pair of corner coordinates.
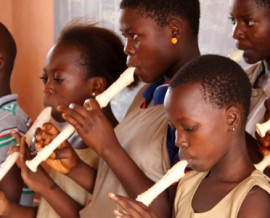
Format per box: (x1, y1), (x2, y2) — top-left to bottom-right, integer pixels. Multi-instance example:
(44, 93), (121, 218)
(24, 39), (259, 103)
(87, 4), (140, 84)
(80, 85), (170, 218)
(174, 170), (270, 218)
(37, 146), (99, 218)
(245, 62), (270, 137)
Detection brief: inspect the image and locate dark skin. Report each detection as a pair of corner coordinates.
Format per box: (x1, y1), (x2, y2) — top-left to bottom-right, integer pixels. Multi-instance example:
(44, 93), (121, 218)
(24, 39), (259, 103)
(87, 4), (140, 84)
(230, 0), (270, 75)
(0, 41), (119, 217)
(254, 98), (270, 175)
(45, 8), (200, 218)
(0, 34), (23, 205)
(1, 6), (200, 218)
(109, 83), (270, 218)
(119, 8), (200, 82)
(230, 0), (270, 174)
(25, 7), (201, 218)
(42, 43), (117, 126)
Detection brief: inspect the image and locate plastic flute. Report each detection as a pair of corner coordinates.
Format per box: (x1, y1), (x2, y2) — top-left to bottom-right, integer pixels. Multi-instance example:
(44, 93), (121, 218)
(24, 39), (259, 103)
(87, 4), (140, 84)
(0, 107), (52, 180)
(227, 50), (243, 63)
(26, 67), (136, 172)
(136, 160), (187, 206)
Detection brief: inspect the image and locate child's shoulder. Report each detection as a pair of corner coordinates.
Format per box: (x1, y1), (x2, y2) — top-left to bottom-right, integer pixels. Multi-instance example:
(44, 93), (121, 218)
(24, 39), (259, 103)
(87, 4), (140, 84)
(248, 169), (270, 192)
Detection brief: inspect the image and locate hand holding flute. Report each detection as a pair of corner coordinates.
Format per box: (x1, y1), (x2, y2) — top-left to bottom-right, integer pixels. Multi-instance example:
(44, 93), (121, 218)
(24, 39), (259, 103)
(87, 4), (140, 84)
(255, 119), (270, 171)
(26, 67), (135, 172)
(109, 160), (188, 217)
(254, 98), (270, 172)
(0, 107), (52, 181)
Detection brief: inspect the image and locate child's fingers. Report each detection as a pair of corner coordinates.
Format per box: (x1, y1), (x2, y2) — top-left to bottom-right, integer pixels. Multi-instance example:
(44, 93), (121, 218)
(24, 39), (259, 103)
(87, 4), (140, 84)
(19, 137), (27, 164)
(43, 135), (55, 145)
(7, 146), (19, 155)
(51, 146), (74, 160)
(108, 193), (134, 216)
(42, 122), (59, 136)
(108, 193), (154, 218)
(19, 137), (31, 160)
(84, 98), (101, 111)
(34, 128), (43, 142)
(10, 130), (21, 144)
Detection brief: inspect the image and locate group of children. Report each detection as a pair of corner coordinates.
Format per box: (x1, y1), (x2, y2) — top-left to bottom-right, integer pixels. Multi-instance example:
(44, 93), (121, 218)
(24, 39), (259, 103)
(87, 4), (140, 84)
(0, 0), (269, 217)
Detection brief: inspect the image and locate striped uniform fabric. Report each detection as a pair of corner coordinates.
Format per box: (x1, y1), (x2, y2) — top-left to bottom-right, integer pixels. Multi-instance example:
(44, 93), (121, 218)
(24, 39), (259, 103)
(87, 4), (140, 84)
(0, 94), (34, 206)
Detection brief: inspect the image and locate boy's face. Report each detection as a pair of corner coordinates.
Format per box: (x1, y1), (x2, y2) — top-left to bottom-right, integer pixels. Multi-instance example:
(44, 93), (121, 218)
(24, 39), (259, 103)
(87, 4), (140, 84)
(42, 44), (93, 122)
(164, 83), (230, 172)
(230, 0), (270, 64)
(119, 8), (179, 83)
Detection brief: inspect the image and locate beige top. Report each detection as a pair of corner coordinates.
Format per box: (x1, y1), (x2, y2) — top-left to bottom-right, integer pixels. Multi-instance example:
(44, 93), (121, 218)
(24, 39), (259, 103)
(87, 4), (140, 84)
(80, 85), (170, 218)
(37, 132), (99, 218)
(245, 62), (270, 137)
(174, 170), (270, 218)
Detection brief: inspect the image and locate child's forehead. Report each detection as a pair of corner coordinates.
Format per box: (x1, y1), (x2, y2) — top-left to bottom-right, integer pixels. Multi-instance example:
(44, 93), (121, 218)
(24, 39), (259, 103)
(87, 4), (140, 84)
(166, 83), (204, 106)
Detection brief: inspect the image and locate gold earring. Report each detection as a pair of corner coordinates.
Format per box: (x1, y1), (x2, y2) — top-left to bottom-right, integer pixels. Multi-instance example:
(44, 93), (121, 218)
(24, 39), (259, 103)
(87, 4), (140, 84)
(171, 37), (178, 45)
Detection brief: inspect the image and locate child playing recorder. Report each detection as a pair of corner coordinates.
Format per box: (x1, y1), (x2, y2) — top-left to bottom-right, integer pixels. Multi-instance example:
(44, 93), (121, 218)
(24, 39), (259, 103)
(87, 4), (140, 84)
(109, 54), (270, 218)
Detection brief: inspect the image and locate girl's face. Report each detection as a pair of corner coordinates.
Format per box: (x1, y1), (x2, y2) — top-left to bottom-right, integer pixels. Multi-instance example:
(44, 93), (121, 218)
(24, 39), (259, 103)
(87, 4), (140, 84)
(165, 83), (230, 172)
(119, 8), (179, 83)
(230, 0), (270, 64)
(42, 44), (93, 122)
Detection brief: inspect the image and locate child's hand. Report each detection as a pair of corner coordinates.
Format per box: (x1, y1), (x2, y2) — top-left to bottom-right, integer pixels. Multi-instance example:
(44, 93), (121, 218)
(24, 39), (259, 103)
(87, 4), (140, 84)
(256, 132), (270, 156)
(34, 123), (80, 174)
(17, 136), (51, 193)
(108, 193), (157, 218)
(10, 130), (25, 168)
(0, 191), (11, 217)
(263, 98), (270, 121)
(256, 98), (270, 157)
(34, 122), (60, 148)
(57, 99), (119, 156)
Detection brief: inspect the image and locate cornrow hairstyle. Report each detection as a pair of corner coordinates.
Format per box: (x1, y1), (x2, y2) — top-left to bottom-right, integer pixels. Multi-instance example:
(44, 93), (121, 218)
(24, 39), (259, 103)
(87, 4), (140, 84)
(170, 54), (252, 120)
(56, 23), (127, 87)
(0, 23), (17, 76)
(120, 0), (200, 36)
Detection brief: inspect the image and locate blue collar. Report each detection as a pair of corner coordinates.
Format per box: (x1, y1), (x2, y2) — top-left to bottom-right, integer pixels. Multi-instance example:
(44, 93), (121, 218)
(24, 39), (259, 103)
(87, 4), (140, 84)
(142, 77), (169, 108)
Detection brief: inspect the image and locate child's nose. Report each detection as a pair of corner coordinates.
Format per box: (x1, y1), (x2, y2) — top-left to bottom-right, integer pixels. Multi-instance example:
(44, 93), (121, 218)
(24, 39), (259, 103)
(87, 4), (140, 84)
(43, 81), (55, 95)
(232, 22), (245, 40)
(175, 130), (189, 148)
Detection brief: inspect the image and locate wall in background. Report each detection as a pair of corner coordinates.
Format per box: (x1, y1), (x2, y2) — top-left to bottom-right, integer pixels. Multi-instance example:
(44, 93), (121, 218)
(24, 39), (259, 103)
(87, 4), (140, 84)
(0, 0), (245, 121)
(54, 0), (240, 56)
(0, 0), (54, 120)
(54, 0), (245, 121)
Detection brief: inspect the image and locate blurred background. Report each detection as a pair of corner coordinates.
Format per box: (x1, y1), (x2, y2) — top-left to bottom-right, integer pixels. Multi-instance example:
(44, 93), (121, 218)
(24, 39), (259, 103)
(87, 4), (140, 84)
(0, 0), (242, 122)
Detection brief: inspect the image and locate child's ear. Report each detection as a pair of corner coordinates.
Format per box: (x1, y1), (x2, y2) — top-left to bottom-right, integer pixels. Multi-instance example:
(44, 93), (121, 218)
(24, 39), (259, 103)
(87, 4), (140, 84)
(168, 18), (183, 44)
(87, 77), (107, 96)
(226, 106), (240, 130)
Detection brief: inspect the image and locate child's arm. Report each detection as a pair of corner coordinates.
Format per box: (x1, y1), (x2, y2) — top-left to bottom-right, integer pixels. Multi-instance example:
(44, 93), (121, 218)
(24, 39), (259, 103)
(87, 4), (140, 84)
(58, 100), (172, 218)
(0, 163), (23, 203)
(0, 191), (37, 218)
(18, 136), (83, 218)
(237, 186), (270, 218)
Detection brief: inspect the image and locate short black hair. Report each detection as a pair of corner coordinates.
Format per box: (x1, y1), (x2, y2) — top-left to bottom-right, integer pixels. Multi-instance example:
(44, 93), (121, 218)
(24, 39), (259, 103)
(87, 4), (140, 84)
(57, 23), (127, 87)
(120, 0), (200, 36)
(255, 0), (270, 8)
(0, 23), (17, 76)
(170, 54), (251, 119)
